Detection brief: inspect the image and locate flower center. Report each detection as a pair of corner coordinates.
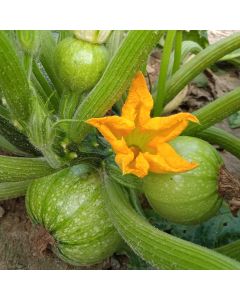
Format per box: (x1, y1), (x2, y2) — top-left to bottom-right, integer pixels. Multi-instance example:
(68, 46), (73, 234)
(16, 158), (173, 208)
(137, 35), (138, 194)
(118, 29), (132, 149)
(125, 128), (153, 152)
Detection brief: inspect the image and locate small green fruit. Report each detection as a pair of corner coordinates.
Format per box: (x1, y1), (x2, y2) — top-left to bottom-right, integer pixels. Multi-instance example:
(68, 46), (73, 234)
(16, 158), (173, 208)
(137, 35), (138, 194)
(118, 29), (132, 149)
(143, 136), (224, 225)
(54, 37), (108, 93)
(26, 164), (122, 266)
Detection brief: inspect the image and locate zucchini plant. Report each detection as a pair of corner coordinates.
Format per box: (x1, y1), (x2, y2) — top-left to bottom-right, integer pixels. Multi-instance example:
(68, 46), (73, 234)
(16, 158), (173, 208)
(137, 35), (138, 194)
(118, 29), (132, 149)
(1, 30), (240, 269)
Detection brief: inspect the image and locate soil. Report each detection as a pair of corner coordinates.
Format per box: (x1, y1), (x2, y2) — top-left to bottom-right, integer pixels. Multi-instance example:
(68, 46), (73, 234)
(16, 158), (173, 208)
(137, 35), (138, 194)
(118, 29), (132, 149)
(1, 30), (240, 269)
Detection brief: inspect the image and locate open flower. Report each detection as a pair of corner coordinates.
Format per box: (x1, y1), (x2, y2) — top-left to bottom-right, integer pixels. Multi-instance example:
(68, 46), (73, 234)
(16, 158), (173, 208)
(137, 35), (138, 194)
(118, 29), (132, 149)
(86, 72), (199, 178)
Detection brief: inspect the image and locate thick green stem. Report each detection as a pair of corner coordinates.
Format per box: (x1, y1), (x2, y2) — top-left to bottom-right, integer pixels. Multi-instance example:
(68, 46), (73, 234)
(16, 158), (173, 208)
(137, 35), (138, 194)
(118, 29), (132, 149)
(172, 31), (182, 74)
(128, 189), (145, 218)
(59, 91), (80, 120)
(0, 155), (54, 182)
(70, 30), (164, 143)
(39, 31), (63, 96)
(216, 240), (240, 262)
(24, 52), (33, 82)
(58, 91), (81, 136)
(0, 31), (32, 124)
(104, 175), (240, 270)
(164, 32), (240, 104)
(184, 87), (240, 135)
(32, 60), (59, 111)
(0, 105), (11, 120)
(0, 180), (31, 201)
(0, 116), (41, 156)
(153, 31), (176, 116)
(0, 134), (28, 156)
(106, 30), (126, 59)
(105, 161), (143, 191)
(195, 126), (240, 160)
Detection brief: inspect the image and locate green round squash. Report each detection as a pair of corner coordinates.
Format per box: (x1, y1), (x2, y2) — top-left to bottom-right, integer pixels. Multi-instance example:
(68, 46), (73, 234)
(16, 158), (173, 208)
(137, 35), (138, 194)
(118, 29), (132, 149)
(143, 136), (224, 225)
(26, 164), (122, 266)
(54, 37), (108, 93)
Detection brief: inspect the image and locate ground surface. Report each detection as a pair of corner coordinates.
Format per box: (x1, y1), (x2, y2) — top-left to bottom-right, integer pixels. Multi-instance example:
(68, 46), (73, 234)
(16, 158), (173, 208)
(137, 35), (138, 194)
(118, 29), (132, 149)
(0, 30), (240, 269)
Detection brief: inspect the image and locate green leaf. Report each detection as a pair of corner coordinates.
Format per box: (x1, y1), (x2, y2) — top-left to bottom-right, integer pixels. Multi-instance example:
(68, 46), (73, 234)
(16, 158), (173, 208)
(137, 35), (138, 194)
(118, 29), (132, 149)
(146, 204), (240, 249)
(183, 30), (209, 48)
(228, 111), (240, 128)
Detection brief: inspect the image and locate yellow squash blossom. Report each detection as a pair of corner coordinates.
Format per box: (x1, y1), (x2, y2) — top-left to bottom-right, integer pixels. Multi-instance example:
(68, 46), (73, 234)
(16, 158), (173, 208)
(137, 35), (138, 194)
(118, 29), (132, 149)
(86, 72), (199, 178)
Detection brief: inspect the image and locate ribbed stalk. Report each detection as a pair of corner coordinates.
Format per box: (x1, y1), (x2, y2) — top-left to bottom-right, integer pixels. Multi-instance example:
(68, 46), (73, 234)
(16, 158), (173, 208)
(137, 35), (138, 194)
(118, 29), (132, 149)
(39, 31), (63, 95)
(106, 162), (142, 191)
(172, 30), (182, 74)
(164, 32), (240, 104)
(181, 41), (202, 61)
(0, 134), (28, 156)
(195, 126), (240, 160)
(0, 105), (11, 120)
(0, 180), (31, 200)
(70, 30), (164, 143)
(0, 156), (54, 182)
(59, 91), (80, 121)
(23, 52), (33, 82)
(0, 116), (41, 156)
(106, 30), (126, 59)
(154, 31), (176, 116)
(0, 31), (32, 124)
(104, 175), (240, 270)
(216, 240), (240, 262)
(184, 87), (240, 135)
(32, 60), (59, 111)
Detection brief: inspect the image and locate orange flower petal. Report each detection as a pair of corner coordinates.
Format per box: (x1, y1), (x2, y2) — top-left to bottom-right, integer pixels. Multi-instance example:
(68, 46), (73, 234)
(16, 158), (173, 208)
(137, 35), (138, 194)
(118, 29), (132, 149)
(115, 144), (135, 172)
(121, 72), (153, 127)
(144, 142), (198, 174)
(86, 116), (134, 147)
(144, 113), (199, 146)
(116, 149), (149, 178)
